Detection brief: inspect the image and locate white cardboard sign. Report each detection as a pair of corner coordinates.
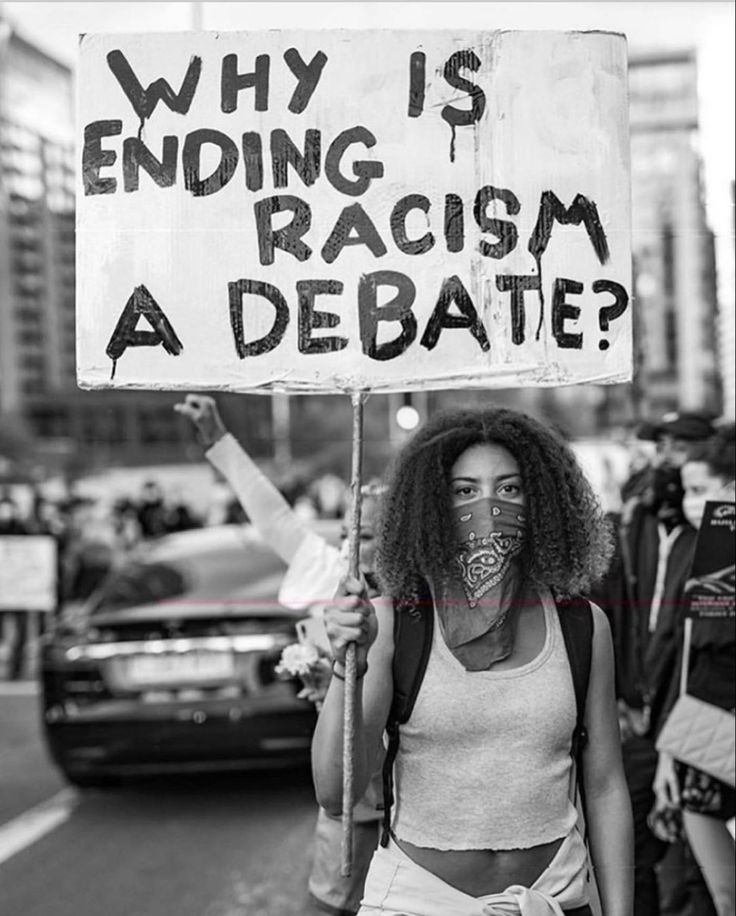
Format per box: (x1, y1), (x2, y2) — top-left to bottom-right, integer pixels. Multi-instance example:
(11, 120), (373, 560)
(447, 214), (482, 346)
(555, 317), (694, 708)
(0, 536), (58, 612)
(76, 29), (631, 393)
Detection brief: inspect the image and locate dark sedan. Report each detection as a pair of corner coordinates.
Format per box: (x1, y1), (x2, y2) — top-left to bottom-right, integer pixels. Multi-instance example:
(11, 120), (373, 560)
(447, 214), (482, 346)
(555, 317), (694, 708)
(40, 521), (339, 786)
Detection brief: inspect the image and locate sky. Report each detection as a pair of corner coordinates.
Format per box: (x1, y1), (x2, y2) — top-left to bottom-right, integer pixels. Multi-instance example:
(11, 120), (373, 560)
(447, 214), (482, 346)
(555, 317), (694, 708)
(2, 1), (734, 240)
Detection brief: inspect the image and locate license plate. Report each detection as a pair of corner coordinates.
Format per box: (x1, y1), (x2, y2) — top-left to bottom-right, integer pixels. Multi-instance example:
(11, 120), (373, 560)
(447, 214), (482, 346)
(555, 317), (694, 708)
(122, 652), (234, 687)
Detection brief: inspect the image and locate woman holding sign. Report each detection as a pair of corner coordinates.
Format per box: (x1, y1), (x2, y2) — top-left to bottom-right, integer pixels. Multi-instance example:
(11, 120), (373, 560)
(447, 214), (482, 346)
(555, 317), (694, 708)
(654, 423), (735, 916)
(313, 406), (633, 916)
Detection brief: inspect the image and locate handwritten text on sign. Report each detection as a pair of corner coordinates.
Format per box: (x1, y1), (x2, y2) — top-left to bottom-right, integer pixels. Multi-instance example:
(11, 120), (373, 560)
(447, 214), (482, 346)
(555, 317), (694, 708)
(77, 30), (631, 393)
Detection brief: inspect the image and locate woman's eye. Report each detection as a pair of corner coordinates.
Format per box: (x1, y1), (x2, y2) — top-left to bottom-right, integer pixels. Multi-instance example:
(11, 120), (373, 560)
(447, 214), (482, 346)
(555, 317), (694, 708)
(453, 486), (475, 498)
(499, 484), (521, 497)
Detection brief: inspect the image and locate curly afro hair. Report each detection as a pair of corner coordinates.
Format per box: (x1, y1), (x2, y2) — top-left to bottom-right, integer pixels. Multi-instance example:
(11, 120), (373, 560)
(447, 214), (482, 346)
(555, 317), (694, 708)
(376, 406), (613, 603)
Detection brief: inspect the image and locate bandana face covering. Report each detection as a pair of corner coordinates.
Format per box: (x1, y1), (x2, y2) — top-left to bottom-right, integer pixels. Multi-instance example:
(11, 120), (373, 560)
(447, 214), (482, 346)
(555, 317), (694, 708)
(453, 497), (527, 607)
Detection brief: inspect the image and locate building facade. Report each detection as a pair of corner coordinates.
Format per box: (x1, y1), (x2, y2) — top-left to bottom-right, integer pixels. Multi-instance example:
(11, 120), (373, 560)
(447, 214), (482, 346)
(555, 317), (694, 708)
(628, 48), (721, 417)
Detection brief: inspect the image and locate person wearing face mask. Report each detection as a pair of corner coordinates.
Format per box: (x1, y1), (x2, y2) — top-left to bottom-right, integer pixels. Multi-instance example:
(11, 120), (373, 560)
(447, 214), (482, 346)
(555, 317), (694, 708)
(174, 394), (385, 916)
(654, 423), (735, 916)
(595, 412), (719, 916)
(313, 407), (633, 916)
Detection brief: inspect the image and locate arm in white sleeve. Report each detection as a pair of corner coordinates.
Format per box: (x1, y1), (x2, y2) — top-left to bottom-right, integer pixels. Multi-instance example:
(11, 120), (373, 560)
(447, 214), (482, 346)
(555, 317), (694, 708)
(205, 433), (308, 564)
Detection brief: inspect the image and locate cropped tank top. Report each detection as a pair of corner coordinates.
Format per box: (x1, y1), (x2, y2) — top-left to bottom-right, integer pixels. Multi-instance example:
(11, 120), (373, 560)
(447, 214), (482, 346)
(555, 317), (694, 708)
(392, 587), (579, 850)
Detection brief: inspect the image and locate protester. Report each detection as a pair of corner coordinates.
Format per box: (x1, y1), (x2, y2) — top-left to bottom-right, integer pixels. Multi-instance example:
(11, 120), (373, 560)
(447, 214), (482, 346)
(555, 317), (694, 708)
(163, 487), (201, 533)
(654, 423), (736, 916)
(135, 479), (169, 539)
(174, 393), (384, 916)
(0, 495), (32, 679)
(598, 411), (717, 916)
(313, 406), (633, 916)
(60, 497), (118, 603)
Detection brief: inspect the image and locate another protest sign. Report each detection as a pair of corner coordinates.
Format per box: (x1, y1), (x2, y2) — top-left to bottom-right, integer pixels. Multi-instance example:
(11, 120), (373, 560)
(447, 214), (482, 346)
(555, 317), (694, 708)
(685, 500), (736, 619)
(76, 29), (632, 394)
(0, 535), (58, 612)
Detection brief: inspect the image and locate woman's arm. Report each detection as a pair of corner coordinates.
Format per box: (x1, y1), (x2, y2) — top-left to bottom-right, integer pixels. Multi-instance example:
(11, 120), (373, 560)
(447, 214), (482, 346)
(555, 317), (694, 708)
(174, 394), (309, 563)
(582, 604), (634, 916)
(312, 580), (394, 815)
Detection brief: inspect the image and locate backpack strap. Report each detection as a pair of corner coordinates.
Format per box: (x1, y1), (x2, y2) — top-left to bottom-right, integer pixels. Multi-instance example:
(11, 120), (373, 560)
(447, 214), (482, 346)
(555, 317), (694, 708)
(381, 581), (433, 847)
(556, 596), (594, 815)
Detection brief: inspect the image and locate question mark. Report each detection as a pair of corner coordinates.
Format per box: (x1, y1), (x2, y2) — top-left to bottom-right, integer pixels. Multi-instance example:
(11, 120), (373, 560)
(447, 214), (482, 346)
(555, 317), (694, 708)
(593, 280), (628, 351)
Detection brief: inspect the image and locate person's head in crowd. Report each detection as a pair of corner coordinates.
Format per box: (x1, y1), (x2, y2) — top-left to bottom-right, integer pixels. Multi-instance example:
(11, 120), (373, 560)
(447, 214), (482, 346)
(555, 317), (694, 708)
(638, 410), (717, 468)
(140, 480), (164, 505)
(0, 495), (17, 518)
(376, 407), (612, 603)
(0, 495), (22, 527)
(636, 410), (716, 525)
(339, 478), (386, 595)
(681, 423), (736, 529)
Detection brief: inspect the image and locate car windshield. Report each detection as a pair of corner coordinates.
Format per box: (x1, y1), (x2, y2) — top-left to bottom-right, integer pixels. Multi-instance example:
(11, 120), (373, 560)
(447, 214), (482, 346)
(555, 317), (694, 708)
(89, 562), (186, 613)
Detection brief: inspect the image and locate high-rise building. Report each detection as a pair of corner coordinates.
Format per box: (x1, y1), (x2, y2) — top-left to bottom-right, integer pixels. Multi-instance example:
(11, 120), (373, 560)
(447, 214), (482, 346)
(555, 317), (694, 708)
(0, 17), (231, 473)
(628, 48), (721, 418)
(0, 22), (75, 422)
(716, 181), (735, 418)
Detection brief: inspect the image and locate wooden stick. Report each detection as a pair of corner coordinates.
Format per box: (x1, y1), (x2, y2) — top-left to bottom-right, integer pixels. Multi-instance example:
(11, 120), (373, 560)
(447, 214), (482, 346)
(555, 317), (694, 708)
(341, 391), (365, 877)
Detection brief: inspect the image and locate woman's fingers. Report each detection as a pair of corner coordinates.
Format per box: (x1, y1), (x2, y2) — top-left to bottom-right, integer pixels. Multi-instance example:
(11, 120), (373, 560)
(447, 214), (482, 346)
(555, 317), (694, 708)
(325, 613), (371, 644)
(336, 575), (367, 599)
(324, 596), (376, 662)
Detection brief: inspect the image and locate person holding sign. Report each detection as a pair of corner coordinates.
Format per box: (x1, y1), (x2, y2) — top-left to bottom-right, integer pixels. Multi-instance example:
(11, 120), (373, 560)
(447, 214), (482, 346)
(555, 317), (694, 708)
(313, 407), (633, 916)
(174, 394), (384, 916)
(654, 423), (735, 916)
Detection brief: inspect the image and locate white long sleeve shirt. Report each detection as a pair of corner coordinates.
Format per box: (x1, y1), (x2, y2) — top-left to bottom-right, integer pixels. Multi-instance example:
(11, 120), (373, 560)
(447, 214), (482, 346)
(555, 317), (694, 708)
(205, 433), (345, 611)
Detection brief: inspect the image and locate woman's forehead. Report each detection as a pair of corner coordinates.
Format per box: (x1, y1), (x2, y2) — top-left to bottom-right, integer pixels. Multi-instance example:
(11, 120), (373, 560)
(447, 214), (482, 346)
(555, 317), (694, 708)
(451, 443), (519, 477)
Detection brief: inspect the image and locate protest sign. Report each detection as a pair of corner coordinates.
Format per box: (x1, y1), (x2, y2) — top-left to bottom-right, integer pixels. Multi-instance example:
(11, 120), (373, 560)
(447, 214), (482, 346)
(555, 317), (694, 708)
(76, 29), (632, 394)
(0, 535), (58, 612)
(685, 501), (736, 619)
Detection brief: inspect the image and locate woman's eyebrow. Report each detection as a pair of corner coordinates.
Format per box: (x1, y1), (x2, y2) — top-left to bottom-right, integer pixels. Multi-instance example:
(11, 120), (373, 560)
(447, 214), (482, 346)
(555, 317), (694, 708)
(451, 473), (521, 483)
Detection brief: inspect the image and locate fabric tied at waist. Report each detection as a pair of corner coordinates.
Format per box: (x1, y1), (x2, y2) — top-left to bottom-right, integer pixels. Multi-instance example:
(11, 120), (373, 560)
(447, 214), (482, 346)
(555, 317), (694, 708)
(358, 828), (589, 916)
(479, 886), (566, 916)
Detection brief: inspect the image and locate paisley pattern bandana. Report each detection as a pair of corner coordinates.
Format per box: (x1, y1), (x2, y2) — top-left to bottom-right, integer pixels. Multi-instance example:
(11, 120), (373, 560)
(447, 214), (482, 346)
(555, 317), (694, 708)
(452, 497), (527, 607)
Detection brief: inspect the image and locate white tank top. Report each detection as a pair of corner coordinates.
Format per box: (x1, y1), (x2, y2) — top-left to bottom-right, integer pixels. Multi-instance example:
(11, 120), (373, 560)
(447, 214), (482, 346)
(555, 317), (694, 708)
(392, 587), (579, 850)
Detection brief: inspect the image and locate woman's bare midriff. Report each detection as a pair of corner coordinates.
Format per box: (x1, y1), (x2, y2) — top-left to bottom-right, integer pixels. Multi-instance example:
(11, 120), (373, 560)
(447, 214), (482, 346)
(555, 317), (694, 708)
(394, 835), (566, 897)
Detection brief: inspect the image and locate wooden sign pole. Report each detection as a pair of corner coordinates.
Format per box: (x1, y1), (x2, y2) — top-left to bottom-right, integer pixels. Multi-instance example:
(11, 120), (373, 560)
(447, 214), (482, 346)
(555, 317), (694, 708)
(341, 391), (366, 876)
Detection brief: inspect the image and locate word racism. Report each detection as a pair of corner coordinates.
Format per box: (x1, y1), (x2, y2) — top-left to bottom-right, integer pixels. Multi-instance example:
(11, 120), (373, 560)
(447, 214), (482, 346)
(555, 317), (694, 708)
(85, 47), (629, 372)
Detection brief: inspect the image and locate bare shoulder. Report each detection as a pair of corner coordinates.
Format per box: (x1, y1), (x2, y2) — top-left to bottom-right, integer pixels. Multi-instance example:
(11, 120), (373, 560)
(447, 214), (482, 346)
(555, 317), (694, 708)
(586, 601), (616, 694)
(588, 600), (613, 647)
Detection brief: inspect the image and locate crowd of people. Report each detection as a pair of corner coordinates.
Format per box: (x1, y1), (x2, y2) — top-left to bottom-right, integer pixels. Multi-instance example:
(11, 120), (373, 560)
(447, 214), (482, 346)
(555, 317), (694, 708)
(0, 479), (201, 679)
(2, 395), (733, 916)
(0, 461), (350, 681)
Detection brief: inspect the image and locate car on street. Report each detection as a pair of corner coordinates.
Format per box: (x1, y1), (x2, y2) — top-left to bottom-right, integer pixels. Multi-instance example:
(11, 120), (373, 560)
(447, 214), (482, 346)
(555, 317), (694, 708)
(40, 521), (340, 787)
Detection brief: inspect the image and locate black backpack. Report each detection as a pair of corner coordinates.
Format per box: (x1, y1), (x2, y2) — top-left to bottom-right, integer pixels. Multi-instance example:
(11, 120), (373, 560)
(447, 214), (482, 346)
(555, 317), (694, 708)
(380, 582), (593, 847)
